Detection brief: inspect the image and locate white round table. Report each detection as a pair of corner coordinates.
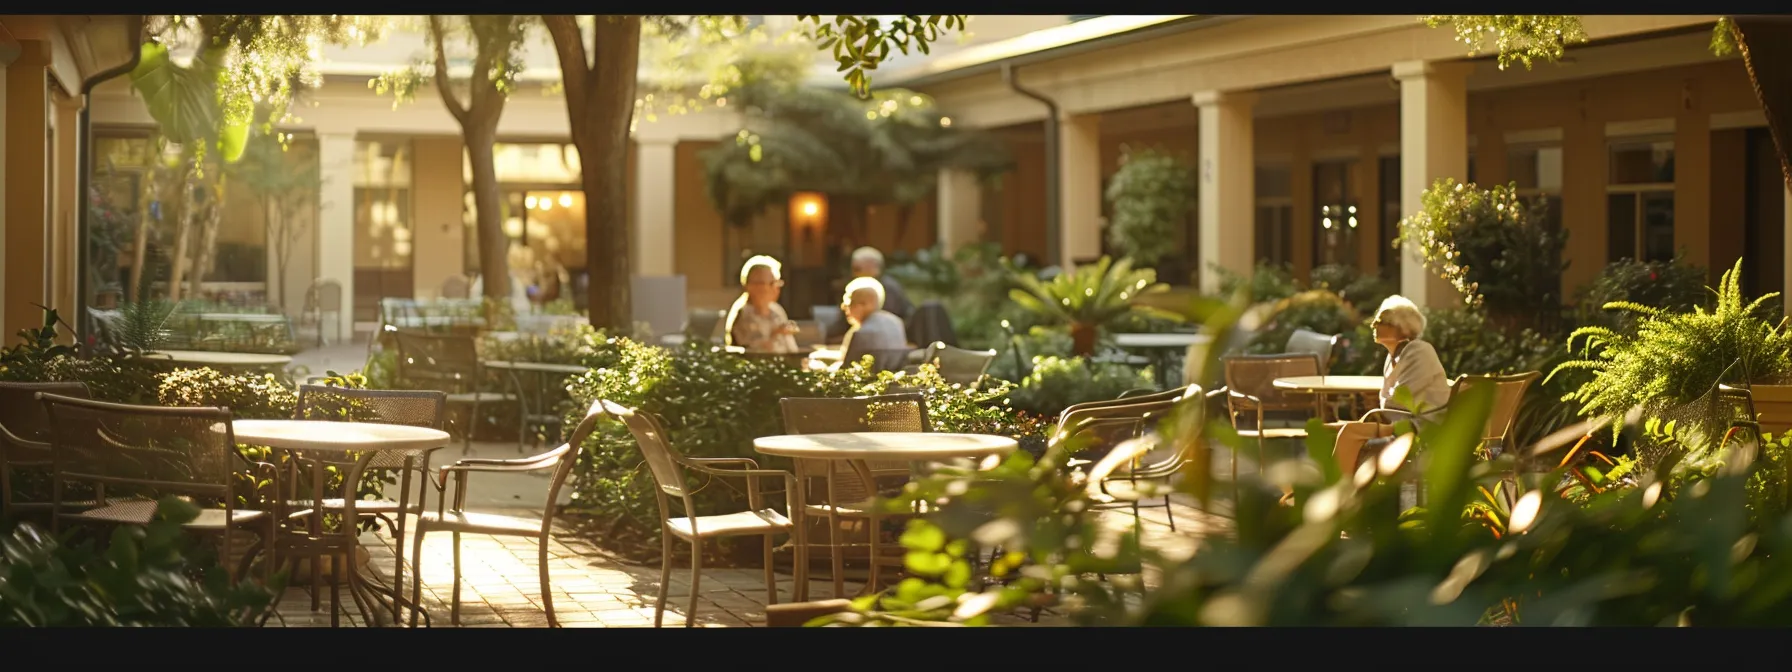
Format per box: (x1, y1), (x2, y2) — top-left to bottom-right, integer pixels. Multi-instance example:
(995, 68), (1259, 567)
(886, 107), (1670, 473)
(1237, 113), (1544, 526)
(754, 432), (1018, 462)
(1112, 333), (1211, 390)
(146, 349), (293, 369)
(229, 419), (449, 628)
(1273, 375), (1386, 422)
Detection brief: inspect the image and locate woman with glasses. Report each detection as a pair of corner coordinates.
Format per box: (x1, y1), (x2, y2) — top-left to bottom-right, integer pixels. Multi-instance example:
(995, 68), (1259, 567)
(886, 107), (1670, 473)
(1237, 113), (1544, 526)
(1328, 295), (1451, 476)
(725, 255), (801, 354)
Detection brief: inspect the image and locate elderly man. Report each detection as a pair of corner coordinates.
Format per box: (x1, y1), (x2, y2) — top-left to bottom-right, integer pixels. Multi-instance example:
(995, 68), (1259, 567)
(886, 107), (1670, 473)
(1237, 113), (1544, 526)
(725, 255), (800, 354)
(833, 276), (908, 370)
(850, 247), (915, 319)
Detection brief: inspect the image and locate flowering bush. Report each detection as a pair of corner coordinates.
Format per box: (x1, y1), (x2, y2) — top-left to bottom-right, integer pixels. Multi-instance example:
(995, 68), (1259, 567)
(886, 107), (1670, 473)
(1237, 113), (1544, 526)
(1397, 179), (1568, 329)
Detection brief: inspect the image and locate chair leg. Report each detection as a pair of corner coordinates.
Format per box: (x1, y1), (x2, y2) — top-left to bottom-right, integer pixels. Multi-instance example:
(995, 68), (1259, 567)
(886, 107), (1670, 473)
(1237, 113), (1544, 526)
(465, 400), (479, 454)
(1164, 496), (1178, 532)
(792, 515), (810, 603)
(686, 538), (703, 628)
(762, 532), (777, 607)
(451, 531), (463, 626)
(655, 530), (673, 628)
(828, 515), (846, 600)
(867, 512), (881, 595)
(538, 536), (557, 627)
(409, 528), (428, 628)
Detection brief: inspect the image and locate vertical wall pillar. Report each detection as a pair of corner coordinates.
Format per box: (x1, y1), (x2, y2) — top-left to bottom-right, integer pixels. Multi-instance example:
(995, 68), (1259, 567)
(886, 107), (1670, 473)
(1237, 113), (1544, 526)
(632, 138), (677, 278)
(51, 93), (79, 322)
(1059, 112), (1102, 269)
(1783, 183), (1792, 316)
(316, 131), (356, 343)
(3, 42), (49, 338)
(1194, 90), (1258, 292)
(936, 168), (984, 253)
(1394, 59), (1474, 308)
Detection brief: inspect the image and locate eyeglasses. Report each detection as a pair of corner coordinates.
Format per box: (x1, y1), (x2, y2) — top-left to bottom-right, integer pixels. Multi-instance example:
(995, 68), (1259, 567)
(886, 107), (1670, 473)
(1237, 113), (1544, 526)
(746, 279), (783, 287)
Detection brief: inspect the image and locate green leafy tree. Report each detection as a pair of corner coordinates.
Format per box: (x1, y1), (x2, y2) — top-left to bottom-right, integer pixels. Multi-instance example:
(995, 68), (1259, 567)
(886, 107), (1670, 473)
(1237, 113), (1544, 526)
(1103, 146), (1195, 267)
(1395, 178), (1568, 330)
(1007, 256), (1176, 357)
(229, 134), (320, 311)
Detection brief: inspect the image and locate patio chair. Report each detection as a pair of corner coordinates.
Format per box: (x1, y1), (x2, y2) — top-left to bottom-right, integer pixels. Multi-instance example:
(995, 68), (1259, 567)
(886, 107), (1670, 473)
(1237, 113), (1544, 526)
(918, 341), (998, 388)
(1285, 329), (1343, 374)
(292, 384), (448, 620)
(390, 330), (517, 453)
(686, 309), (726, 345)
(1054, 386), (1206, 532)
(779, 392), (930, 600)
(1222, 353), (1324, 483)
(303, 279), (342, 348)
(811, 305), (845, 345)
(603, 400), (797, 627)
(407, 399), (601, 628)
(37, 393), (279, 584)
(1361, 371), (1541, 459)
(0, 382), (111, 520)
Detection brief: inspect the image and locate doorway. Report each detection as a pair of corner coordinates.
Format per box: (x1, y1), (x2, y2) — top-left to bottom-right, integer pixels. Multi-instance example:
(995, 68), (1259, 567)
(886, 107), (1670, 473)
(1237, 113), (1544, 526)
(1744, 127), (1786, 301)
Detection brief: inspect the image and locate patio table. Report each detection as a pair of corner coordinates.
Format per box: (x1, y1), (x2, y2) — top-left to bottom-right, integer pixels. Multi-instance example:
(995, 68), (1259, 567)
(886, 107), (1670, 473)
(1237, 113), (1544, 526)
(229, 419), (451, 627)
(145, 349), (293, 373)
(1272, 375), (1385, 422)
(1112, 332), (1211, 391)
(486, 360), (587, 447)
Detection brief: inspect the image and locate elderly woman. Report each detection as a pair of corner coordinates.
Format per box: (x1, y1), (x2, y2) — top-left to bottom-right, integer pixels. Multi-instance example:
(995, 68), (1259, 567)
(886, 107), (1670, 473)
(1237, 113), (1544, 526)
(830, 276), (908, 371)
(725, 255), (800, 354)
(1329, 295), (1452, 475)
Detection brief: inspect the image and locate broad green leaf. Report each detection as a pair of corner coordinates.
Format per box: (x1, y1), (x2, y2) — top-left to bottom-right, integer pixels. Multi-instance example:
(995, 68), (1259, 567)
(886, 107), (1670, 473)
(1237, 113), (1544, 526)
(1422, 382), (1494, 539)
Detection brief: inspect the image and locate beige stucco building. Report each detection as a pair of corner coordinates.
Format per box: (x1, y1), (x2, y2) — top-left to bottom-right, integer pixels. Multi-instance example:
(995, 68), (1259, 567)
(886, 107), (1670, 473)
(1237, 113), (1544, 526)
(5, 15), (1789, 344)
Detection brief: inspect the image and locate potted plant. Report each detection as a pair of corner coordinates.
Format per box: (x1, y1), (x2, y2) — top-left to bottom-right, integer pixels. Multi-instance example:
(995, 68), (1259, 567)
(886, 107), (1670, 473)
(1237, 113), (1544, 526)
(1007, 256), (1174, 357)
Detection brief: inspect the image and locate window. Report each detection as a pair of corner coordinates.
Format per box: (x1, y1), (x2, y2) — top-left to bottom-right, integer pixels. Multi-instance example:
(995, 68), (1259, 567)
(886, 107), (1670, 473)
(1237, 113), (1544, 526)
(464, 142), (586, 277)
(1312, 159), (1359, 269)
(354, 139), (415, 322)
(1378, 156), (1401, 280)
(1508, 143), (1565, 231)
(1254, 165), (1293, 267)
(1606, 137), (1675, 263)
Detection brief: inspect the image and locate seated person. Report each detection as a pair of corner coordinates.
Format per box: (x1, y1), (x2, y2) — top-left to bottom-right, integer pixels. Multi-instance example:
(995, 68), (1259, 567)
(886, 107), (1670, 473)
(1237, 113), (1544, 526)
(831, 276), (908, 371)
(725, 255), (800, 354)
(1329, 295), (1452, 475)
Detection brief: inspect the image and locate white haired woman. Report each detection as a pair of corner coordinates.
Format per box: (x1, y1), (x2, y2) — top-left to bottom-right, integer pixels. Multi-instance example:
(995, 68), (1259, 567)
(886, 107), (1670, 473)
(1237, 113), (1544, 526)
(1329, 295), (1452, 475)
(725, 255), (800, 354)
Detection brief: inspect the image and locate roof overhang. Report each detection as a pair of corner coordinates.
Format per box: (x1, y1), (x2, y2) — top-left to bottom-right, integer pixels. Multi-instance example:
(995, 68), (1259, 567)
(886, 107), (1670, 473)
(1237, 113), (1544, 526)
(881, 15), (1241, 89)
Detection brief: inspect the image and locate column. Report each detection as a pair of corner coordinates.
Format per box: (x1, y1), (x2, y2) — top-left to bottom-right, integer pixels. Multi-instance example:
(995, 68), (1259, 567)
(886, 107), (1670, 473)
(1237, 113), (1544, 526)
(1394, 60), (1475, 308)
(936, 168), (984, 253)
(316, 131), (356, 343)
(51, 94), (79, 321)
(1194, 90), (1257, 292)
(632, 138), (676, 278)
(1059, 112), (1102, 269)
(3, 41), (49, 338)
(1783, 183), (1792, 316)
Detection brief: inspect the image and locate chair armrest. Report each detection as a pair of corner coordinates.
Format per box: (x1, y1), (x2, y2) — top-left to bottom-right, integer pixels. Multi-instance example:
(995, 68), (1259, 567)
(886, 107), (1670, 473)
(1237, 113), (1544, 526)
(683, 456), (761, 470)
(679, 461), (797, 512)
(1361, 408), (1418, 424)
(1228, 390), (1264, 404)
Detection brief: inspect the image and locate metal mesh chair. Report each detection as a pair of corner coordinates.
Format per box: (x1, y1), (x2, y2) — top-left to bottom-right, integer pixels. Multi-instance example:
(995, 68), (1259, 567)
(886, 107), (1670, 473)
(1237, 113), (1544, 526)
(1363, 371), (1541, 459)
(1222, 353), (1323, 482)
(1285, 329), (1342, 374)
(779, 392), (929, 599)
(605, 400), (796, 627)
(293, 384), (448, 620)
(391, 330), (517, 453)
(38, 393), (279, 583)
(1055, 386), (1209, 533)
(0, 381), (108, 519)
(407, 400), (600, 628)
(920, 341), (998, 388)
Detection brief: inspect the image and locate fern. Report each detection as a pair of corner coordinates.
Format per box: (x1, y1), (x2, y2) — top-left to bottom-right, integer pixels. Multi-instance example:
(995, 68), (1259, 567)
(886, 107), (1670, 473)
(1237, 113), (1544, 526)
(115, 300), (177, 354)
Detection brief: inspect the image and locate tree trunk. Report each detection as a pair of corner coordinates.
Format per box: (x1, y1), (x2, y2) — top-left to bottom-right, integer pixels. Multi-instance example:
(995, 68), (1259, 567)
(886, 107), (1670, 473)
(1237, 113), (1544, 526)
(1070, 322), (1098, 357)
(465, 126), (510, 302)
(1734, 17), (1792, 194)
(191, 183), (222, 301)
(168, 163), (198, 302)
(553, 16), (642, 331)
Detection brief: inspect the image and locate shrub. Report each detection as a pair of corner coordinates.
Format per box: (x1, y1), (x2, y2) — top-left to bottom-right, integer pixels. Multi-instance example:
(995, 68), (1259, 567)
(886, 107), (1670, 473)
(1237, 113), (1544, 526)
(1245, 290), (1362, 357)
(1008, 256), (1176, 356)
(1103, 146), (1196, 266)
(158, 368), (299, 419)
(888, 242), (1041, 351)
(1397, 179), (1569, 329)
(1214, 261), (1299, 304)
(1574, 256), (1710, 334)
(479, 326), (597, 366)
(0, 497), (281, 626)
(984, 326), (1073, 383)
(1310, 264), (1396, 314)
(1004, 355), (1153, 418)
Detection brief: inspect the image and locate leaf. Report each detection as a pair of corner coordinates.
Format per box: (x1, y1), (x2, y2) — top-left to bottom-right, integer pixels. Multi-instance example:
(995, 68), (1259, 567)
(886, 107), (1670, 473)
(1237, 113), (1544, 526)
(1422, 381), (1495, 537)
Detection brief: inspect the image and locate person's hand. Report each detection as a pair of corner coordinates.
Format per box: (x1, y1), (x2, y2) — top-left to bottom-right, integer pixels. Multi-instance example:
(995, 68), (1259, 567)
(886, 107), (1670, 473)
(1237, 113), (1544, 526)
(777, 322), (801, 335)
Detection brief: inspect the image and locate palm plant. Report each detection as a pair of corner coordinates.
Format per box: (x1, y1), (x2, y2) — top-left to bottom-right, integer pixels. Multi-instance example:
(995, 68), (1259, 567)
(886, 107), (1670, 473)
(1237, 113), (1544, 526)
(1006, 256), (1175, 356)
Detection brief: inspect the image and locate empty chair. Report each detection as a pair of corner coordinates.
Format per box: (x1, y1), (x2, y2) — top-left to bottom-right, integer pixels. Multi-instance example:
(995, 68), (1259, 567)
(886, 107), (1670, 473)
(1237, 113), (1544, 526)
(779, 392), (930, 599)
(605, 400), (796, 627)
(1285, 329), (1343, 374)
(439, 275), (471, 300)
(1054, 387), (1204, 532)
(811, 305), (845, 345)
(919, 341), (998, 388)
(390, 331), (517, 453)
(408, 400), (601, 628)
(38, 393), (278, 583)
(905, 301), (958, 348)
(0, 382), (101, 519)
(1221, 353), (1324, 483)
(685, 309), (727, 345)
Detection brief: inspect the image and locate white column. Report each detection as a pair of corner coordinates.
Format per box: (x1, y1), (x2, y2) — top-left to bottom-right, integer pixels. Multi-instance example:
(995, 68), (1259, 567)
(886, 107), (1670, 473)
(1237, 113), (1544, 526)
(0, 63), (9, 322)
(1783, 183), (1792, 316)
(1394, 60), (1475, 308)
(316, 131), (355, 343)
(1195, 90), (1258, 292)
(936, 168), (984, 252)
(1060, 112), (1103, 269)
(632, 138), (676, 278)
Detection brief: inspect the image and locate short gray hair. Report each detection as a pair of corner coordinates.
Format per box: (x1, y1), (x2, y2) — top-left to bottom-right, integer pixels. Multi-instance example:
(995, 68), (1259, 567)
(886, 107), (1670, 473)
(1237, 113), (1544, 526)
(1373, 295), (1427, 340)
(850, 246), (884, 269)
(844, 276), (886, 309)
(739, 255), (782, 286)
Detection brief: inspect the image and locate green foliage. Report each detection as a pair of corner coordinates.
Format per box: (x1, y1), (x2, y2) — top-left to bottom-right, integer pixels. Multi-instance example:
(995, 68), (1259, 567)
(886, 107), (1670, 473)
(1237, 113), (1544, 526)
(1396, 179), (1569, 323)
(1213, 262), (1299, 304)
(1007, 256), (1176, 333)
(105, 300), (178, 355)
(1004, 355), (1155, 419)
(0, 308), (79, 383)
(1103, 147), (1196, 266)
(1421, 15), (1589, 71)
(886, 243), (1041, 351)
(480, 327), (597, 367)
(0, 497), (281, 626)
(157, 368), (297, 419)
(1555, 260), (1792, 434)
(798, 15), (968, 96)
(1309, 264), (1396, 314)
(1245, 290), (1362, 356)
(1574, 256), (1711, 335)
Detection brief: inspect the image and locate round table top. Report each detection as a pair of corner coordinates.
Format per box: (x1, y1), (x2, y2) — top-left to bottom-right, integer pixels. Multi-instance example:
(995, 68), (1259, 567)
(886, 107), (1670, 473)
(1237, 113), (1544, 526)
(228, 419), (451, 453)
(754, 432), (1018, 461)
(808, 348), (844, 362)
(485, 360), (587, 374)
(146, 350), (293, 366)
(193, 313), (288, 323)
(1113, 332), (1211, 349)
(1273, 375), (1385, 393)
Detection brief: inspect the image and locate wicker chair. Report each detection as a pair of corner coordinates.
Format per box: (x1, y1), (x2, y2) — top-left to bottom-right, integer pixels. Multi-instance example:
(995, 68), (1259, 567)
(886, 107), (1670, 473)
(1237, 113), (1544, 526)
(407, 400), (600, 628)
(0, 381), (108, 519)
(918, 341), (998, 388)
(1057, 386), (1211, 533)
(779, 392), (930, 600)
(390, 330), (517, 453)
(604, 400), (797, 627)
(292, 384), (448, 622)
(1285, 329), (1342, 374)
(1363, 371), (1541, 460)
(1222, 353), (1324, 483)
(37, 393), (279, 583)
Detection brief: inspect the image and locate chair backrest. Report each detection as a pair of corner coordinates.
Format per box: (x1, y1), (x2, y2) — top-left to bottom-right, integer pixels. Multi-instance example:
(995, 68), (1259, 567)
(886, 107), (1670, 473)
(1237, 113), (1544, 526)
(686, 309), (726, 344)
(38, 393), (242, 505)
(906, 301), (958, 349)
(923, 342), (997, 387)
(1058, 386), (1193, 425)
(0, 381), (93, 449)
(1450, 371), (1541, 445)
(391, 330), (480, 392)
(779, 393), (929, 502)
(309, 279), (343, 313)
(811, 305), (844, 344)
(439, 275), (471, 300)
(1285, 329), (1342, 374)
(601, 399), (696, 502)
(1741, 384), (1792, 436)
(1222, 353), (1322, 412)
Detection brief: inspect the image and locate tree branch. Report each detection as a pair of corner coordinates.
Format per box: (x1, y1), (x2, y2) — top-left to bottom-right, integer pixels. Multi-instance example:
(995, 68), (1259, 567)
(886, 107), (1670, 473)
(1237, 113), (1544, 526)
(542, 15), (589, 111)
(428, 15), (469, 126)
